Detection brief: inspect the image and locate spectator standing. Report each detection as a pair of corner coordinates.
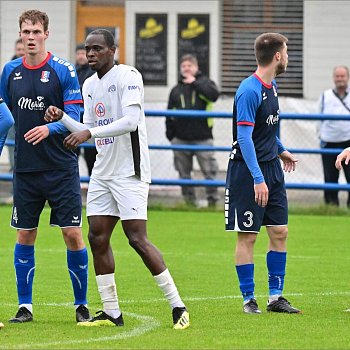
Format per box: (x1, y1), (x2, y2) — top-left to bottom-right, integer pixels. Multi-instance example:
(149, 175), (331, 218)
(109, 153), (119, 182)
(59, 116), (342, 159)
(318, 66), (350, 206)
(166, 54), (220, 207)
(75, 43), (97, 176)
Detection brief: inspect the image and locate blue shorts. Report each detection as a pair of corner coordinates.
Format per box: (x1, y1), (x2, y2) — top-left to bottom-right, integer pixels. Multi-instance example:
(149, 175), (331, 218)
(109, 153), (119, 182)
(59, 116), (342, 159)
(12, 167), (82, 229)
(225, 158), (288, 233)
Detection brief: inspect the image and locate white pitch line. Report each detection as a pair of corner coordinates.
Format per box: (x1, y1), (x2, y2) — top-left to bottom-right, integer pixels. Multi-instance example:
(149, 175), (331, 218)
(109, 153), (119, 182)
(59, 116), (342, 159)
(2, 290), (350, 309)
(0, 312), (161, 350)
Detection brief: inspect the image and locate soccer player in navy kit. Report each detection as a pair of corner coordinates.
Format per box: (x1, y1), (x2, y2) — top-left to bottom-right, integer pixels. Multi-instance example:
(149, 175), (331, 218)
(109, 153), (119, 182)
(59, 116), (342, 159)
(0, 10), (90, 323)
(225, 33), (301, 314)
(0, 97), (14, 328)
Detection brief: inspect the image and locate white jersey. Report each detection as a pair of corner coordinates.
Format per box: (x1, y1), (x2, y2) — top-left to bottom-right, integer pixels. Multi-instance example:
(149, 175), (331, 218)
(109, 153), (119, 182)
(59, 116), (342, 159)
(319, 88), (350, 142)
(82, 65), (151, 182)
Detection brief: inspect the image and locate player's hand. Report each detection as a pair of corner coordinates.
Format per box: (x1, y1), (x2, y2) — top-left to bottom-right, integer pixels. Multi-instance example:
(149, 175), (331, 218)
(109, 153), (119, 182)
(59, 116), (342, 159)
(24, 125), (49, 145)
(44, 106), (64, 122)
(254, 182), (269, 207)
(63, 130), (91, 150)
(335, 148), (350, 170)
(182, 74), (196, 84)
(279, 150), (298, 172)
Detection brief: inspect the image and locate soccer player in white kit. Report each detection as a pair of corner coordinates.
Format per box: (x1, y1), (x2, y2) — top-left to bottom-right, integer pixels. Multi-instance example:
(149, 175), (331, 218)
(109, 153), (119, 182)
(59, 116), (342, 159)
(45, 29), (189, 329)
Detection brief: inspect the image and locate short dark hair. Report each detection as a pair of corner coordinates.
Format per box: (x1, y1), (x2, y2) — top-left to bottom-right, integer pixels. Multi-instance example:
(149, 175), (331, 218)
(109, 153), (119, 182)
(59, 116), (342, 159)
(19, 10), (49, 32)
(15, 38), (23, 45)
(180, 54), (198, 66)
(76, 43), (85, 51)
(254, 33), (288, 66)
(87, 29), (116, 48)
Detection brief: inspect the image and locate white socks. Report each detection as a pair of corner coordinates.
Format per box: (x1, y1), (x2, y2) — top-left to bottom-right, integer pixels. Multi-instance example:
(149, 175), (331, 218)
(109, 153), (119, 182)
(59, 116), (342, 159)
(96, 273), (121, 319)
(268, 294), (280, 303)
(19, 303), (32, 314)
(154, 269), (185, 309)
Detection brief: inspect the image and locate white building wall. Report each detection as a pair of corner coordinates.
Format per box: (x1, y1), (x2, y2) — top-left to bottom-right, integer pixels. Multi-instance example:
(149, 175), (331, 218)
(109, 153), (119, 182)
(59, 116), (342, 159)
(303, 0), (350, 99)
(0, 1), (75, 70)
(125, 0), (220, 102)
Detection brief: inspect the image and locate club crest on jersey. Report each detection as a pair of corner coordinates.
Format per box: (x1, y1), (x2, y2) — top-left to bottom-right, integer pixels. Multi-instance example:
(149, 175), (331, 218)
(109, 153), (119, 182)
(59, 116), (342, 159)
(95, 102), (106, 118)
(40, 70), (50, 83)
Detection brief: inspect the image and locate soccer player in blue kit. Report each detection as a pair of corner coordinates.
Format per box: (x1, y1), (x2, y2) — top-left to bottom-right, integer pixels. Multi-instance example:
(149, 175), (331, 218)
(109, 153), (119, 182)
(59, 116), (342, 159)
(0, 10), (90, 323)
(225, 33), (301, 314)
(0, 97), (14, 156)
(0, 97), (14, 328)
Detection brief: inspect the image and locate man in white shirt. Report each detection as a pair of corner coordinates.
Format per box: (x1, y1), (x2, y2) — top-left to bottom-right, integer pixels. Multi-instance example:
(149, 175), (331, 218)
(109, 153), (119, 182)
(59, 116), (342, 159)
(318, 66), (350, 206)
(44, 29), (189, 330)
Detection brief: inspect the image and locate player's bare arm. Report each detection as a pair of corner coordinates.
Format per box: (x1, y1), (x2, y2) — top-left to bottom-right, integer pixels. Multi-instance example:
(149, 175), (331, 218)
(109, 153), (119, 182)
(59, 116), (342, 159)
(63, 130), (92, 150)
(24, 125), (49, 145)
(254, 182), (269, 207)
(279, 150), (298, 172)
(44, 106), (64, 122)
(335, 148), (350, 170)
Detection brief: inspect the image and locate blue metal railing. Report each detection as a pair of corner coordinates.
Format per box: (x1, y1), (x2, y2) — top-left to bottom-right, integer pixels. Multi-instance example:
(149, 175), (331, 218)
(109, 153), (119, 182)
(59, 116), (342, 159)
(2, 110), (350, 191)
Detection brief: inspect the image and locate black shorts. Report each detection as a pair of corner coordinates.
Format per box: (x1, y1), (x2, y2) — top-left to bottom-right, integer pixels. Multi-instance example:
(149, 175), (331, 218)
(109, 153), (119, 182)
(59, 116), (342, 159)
(225, 158), (288, 233)
(11, 167), (82, 229)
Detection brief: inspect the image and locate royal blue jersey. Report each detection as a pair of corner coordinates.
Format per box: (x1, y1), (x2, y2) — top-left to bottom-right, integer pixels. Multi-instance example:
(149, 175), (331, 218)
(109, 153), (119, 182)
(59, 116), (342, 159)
(232, 73), (280, 162)
(0, 53), (83, 172)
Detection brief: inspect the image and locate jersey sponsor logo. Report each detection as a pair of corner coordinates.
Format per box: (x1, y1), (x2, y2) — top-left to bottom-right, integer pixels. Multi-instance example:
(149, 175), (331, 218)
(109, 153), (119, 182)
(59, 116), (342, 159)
(18, 96), (45, 111)
(108, 84), (116, 92)
(128, 85), (140, 91)
(95, 102), (106, 117)
(40, 70), (50, 83)
(69, 89), (80, 95)
(96, 117), (113, 126)
(266, 114), (279, 126)
(79, 264), (87, 269)
(13, 72), (23, 81)
(96, 137), (115, 147)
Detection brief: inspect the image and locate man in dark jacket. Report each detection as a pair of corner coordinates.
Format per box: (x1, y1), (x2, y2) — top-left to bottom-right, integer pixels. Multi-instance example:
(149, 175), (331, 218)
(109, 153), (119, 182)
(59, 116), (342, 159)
(166, 54), (220, 207)
(75, 43), (97, 176)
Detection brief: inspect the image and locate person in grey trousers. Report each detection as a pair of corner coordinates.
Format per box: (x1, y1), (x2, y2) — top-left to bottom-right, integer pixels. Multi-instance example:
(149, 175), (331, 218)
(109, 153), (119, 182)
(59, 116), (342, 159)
(166, 54), (220, 207)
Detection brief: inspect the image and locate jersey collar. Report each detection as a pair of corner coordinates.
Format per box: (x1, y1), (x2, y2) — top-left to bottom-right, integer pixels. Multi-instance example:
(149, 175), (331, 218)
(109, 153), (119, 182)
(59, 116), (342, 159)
(23, 52), (52, 70)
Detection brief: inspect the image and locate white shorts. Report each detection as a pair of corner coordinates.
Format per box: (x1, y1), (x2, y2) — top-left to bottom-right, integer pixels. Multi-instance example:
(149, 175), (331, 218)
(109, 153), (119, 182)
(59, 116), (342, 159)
(86, 176), (149, 220)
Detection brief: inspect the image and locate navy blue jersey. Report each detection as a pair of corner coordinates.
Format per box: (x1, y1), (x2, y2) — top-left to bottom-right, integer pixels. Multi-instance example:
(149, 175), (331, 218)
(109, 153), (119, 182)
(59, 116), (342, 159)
(232, 73), (280, 162)
(0, 53), (83, 172)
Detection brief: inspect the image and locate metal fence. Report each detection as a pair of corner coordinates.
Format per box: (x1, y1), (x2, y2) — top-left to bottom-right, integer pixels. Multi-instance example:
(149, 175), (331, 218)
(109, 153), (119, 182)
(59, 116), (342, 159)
(1, 109), (350, 207)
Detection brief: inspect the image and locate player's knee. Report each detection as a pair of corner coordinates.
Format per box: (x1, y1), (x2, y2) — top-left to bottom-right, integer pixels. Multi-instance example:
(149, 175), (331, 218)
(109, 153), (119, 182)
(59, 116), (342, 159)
(88, 230), (107, 250)
(269, 226), (288, 243)
(62, 228), (84, 249)
(127, 233), (148, 253)
(237, 232), (257, 247)
(17, 229), (36, 245)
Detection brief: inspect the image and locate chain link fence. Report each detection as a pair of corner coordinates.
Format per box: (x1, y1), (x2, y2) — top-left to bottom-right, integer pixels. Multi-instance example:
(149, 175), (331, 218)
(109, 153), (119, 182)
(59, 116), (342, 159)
(1, 96), (349, 208)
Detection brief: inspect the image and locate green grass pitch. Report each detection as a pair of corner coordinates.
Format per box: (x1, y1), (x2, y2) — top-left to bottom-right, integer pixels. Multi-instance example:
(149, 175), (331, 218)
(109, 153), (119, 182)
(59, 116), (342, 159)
(0, 205), (350, 349)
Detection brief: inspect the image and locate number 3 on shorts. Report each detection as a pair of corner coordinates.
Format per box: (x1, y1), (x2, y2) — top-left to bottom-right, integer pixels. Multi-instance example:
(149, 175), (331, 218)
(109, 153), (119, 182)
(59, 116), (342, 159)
(243, 211), (253, 228)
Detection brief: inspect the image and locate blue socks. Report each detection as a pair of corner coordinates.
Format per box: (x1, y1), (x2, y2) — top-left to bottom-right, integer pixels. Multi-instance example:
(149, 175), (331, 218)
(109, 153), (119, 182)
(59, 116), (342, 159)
(267, 250), (286, 297)
(67, 248), (88, 305)
(14, 243), (35, 305)
(236, 264), (255, 302)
